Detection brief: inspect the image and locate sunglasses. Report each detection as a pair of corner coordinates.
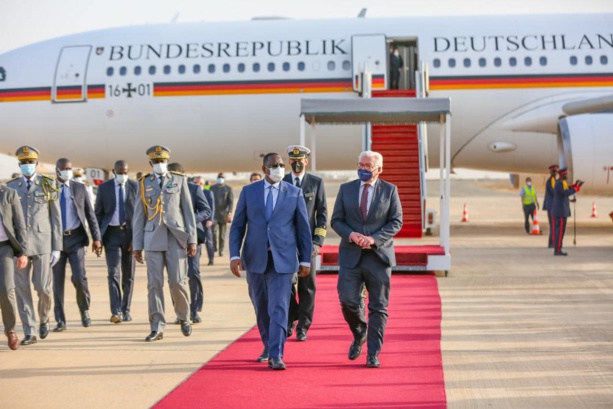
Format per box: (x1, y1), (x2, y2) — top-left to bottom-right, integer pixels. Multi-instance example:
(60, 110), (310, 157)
(267, 163), (286, 169)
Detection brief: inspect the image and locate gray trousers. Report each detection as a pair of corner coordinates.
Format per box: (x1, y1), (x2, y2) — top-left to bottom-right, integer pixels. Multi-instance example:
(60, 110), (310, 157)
(15, 253), (52, 336)
(338, 251), (391, 356)
(0, 243), (18, 333)
(212, 221), (227, 255)
(145, 234), (190, 332)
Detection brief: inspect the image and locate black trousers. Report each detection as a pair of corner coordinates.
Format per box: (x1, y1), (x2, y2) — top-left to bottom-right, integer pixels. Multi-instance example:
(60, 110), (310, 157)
(53, 226), (90, 324)
(103, 227), (134, 316)
(288, 249), (317, 333)
(553, 216), (568, 253)
(523, 204), (536, 233)
(547, 210), (554, 247)
(187, 245), (203, 313)
(337, 251), (391, 356)
(390, 71), (400, 89)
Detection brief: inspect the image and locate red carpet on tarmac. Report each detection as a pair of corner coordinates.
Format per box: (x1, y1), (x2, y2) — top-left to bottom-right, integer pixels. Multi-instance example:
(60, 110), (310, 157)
(155, 275), (446, 409)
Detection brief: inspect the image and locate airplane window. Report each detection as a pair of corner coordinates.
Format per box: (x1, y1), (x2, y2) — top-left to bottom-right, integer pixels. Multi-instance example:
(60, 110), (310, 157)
(509, 57), (517, 67)
(328, 61), (336, 71)
(433, 59), (441, 68)
(478, 58), (486, 67)
(268, 62), (275, 72)
(193, 64), (201, 74)
(494, 57), (502, 67)
(570, 56), (578, 65)
(342, 60), (350, 70)
(178, 65), (186, 74)
(463, 58), (471, 68)
(223, 64), (230, 73)
(585, 56), (593, 65)
(298, 62), (305, 71)
(149, 65), (156, 75)
(238, 63), (245, 73)
(119, 67), (127, 76)
(601, 55), (608, 65)
(253, 63), (261, 72)
(134, 66), (142, 76)
(524, 57), (532, 66)
(539, 56), (547, 66)
(448, 58), (456, 68)
(283, 62), (290, 72)
(106, 67), (114, 77)
(208, 64), (215, 73)
(163, 65), (171, 74)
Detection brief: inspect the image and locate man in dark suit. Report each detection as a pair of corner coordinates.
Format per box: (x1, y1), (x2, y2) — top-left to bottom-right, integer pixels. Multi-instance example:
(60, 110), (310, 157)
(193, 176), (215, 266)
(52, 158), (102, 331)
(552, 167), (583, 256)
(283, 145), (327, 341)
(168, 163), (211, 323)
(542, 164), (558, 248)
(389, 47), (404, 90)
(331, 150), (403, 368)
(95, 160), (138, 323)
(210, 173), (234, 258)
(230, 152), (312, 370)
(0, 184), (29, 350)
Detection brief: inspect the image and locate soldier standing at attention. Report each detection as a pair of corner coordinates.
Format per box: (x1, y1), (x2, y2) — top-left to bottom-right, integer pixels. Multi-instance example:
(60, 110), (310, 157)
(132, 146), (197, 342)
(542, 164), (558, 248)
(552, 168), (584, 256)
(7, 146), (62, 345)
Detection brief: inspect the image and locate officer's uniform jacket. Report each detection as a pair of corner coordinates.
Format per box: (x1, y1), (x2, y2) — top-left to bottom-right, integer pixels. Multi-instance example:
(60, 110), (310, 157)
(7, 174), (62, 255)
(552, 179), (577, 218)
(542, 175), (556, 211)
(283, 172), (327, 247)
(132, 172), (197, 251)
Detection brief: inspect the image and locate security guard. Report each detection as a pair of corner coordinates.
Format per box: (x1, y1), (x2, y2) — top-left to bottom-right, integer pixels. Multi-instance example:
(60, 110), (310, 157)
(552, 168), (584, 256)
(542, 164), (558, 248)
(283, 145), (327, 341)
(7, 146), (62, 345)
(132, 146), (197, 342)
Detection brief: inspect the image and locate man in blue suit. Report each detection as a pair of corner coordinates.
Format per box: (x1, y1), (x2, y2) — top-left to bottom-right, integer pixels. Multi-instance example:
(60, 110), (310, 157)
(230, 152), (311, 370)
(95, 160), (138, 323)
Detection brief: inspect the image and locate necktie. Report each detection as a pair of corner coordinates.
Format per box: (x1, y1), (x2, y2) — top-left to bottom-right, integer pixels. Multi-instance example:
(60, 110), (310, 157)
(295, 177), (301, 188)
(118, 184), (126, 225)
(159, 176), (164, 189)
(265, 186), (274, 221)
(27, 179), (32, 190)
(60, 184), (67, 230)
(360, 184), (370, 221)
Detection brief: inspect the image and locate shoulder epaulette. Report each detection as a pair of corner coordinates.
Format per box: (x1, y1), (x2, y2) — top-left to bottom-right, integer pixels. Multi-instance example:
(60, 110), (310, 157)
(139, 173), (151, 181)
(42, 174), (55, 180)
(7, 176), (20, 183)
(170, 171), (185, 177)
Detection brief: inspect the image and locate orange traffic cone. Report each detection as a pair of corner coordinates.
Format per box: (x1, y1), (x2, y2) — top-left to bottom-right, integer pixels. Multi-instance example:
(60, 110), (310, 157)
(590, 202), (597, 218)
(461, 203), (468, 222)
(531, 209), (542, 235)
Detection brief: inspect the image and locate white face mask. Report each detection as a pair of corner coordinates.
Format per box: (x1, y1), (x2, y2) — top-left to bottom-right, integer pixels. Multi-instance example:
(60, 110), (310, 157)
(115, 174), (128, 184)
(267, 167), (285, 183)
(217, 177), (225, 184)
(58, 170), (73, 181)
(152, 163), (167, 175)
(527, 182), (532, 187)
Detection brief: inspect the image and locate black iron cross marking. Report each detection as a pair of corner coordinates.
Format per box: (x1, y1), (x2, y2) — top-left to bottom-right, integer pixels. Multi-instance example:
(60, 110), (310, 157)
(122, 83), (136, 98)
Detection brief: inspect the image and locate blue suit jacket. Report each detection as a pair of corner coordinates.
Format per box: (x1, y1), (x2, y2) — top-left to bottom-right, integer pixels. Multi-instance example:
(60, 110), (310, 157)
(95, 178), (138, 238)
(202, 189), (215, 223)
(229, 180), (312, 274)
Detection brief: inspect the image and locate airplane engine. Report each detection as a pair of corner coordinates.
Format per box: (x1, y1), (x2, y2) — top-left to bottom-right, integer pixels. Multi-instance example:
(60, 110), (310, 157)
(558, 114), (613, 192)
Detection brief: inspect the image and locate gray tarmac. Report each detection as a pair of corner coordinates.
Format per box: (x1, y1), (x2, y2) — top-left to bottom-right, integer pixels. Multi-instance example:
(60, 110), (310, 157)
(0, 179), (612, 408)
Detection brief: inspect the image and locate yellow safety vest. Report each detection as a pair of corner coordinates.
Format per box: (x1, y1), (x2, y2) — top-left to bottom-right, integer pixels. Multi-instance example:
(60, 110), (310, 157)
(522, 185), (537, 205)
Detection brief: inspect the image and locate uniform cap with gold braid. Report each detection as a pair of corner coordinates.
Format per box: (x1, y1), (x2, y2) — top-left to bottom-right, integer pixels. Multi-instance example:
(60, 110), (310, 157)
(548, 164), (559, 171)
(285, 145), (311, 160)
(146, 145), (171, 160)
(73, 168), (84, 177)
(558, 167), (569, 175)
(15, 145), (39, 161)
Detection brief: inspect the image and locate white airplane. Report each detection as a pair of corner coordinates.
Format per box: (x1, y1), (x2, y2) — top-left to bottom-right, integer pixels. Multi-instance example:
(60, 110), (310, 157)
(0, 13), (612, 190)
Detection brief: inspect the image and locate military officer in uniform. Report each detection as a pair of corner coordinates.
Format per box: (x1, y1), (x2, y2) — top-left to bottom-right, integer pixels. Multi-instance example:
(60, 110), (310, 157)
(7, 146), (62, 345)
(542, 164), (558, 248)
(132, 146), (197, 342)
(552, 167), (583, 256)
(283, 145), (327, 341)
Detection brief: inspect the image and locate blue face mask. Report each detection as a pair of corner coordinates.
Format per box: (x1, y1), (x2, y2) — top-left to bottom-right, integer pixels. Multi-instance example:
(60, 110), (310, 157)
(20, 163), (36, 177)
(357, 169), (373, 182)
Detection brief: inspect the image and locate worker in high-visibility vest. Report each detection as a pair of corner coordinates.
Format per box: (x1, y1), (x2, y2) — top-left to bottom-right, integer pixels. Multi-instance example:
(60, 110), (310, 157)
(519, 177), (539, 234)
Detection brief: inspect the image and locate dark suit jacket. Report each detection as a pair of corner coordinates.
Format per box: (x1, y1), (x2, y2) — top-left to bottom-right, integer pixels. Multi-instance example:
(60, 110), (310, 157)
(552, 179), (577, 218)
(0, 185), (28, 257)
(283, 173), (327, 247)
(210, 184), (234, 221)
(331, 179), (403, 268)
(203, 189), (215, 223)
(187, 182), (212, 244)
(66, 180), (101, 245)
(95, 178), (138, 238)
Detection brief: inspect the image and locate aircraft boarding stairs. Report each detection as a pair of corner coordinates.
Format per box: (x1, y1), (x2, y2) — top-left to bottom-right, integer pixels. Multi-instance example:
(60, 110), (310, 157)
(318, 89), (445, 273)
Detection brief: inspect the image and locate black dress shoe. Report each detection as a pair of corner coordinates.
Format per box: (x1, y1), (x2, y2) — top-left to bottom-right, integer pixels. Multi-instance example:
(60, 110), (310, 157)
(145, 331), (164, 342)
(268, 357), (286, 370)
(296, 331), (307, 342)
(348, 332), (367, 360)
(180, 320), (192, 337)
(191, 312), (202, 324)
(287, 321), (296, 337)
(81, 310), (91, 327)
(39, 322), (50, 339)
(366, 355), (380, 368)
(122, 312), (132, 322)
(554, 251), (568, 256)
(53, 322), (66, 332)
(20, 335), (38, 345)
(207, 260), (214, 266)
(110, 314), (122, 324)
(256, 348), (269, 362)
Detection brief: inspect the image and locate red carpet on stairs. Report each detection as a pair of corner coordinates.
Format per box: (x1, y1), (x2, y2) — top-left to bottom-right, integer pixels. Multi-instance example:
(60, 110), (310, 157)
(155, 275), (446, 409)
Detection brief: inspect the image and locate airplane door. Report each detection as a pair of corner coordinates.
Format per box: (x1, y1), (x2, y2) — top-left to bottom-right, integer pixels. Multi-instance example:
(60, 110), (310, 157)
(53, 46), (91, 103)
(351, 35), (388, 92)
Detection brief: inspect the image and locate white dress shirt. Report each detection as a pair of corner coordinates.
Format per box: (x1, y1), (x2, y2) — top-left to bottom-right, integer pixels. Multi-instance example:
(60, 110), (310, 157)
(291, 172), (305, 187)
(109, 180), (127, 226)
(60, 180), (81, 231)
(0, 215), (8, 242)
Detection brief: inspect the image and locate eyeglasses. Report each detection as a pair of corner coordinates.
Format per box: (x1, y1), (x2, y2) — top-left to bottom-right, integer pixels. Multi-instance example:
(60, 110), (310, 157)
(357, 162), (376, 170)
(267, 163), (286, 169)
